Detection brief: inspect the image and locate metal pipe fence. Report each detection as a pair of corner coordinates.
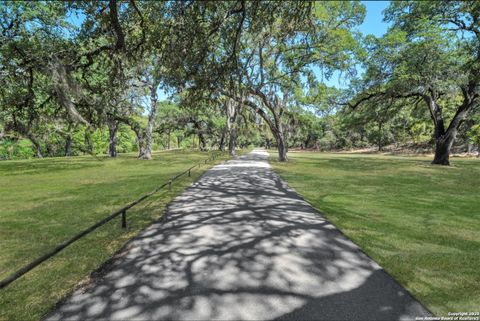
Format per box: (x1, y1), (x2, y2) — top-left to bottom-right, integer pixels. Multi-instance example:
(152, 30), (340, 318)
(0, 151), (226, 290)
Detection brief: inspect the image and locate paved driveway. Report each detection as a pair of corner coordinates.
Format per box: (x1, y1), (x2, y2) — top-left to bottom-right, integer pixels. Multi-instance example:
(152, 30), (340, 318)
(46, 150), (431, 320)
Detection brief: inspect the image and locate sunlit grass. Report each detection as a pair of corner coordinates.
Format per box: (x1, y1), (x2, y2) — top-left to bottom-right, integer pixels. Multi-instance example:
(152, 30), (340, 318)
(0, 150), (233, 321)
(270, 151), (479, 316)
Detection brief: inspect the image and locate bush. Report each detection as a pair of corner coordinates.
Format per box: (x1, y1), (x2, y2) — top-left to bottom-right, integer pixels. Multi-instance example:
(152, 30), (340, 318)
(468, 124), (480, 152)
(0, 138), (34, 160)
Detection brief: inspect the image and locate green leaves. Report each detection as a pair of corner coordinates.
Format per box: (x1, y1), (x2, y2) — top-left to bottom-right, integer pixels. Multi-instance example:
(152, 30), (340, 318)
(358, 1), (476, 99)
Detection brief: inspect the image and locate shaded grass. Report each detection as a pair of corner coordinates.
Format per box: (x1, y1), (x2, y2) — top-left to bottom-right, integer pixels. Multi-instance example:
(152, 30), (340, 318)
(0, 150), (233, 321)
(270, 151), (480, 316)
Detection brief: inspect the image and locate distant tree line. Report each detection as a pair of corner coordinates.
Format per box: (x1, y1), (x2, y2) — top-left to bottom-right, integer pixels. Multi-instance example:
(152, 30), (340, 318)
(0, 1), (478, 164)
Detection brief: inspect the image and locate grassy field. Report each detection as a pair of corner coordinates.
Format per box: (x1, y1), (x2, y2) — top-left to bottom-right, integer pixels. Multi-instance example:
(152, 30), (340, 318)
(270, 152), (479, 316)
(0, 150), (233, 321)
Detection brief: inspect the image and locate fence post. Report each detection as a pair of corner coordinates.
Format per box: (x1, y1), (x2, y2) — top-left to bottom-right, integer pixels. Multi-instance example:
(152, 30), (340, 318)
(121, 210), (127, 229)
(0, 157), (228, 290)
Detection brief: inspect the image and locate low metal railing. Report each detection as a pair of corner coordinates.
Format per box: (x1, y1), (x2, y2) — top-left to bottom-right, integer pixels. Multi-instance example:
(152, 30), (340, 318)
(0, 151), (226, 289)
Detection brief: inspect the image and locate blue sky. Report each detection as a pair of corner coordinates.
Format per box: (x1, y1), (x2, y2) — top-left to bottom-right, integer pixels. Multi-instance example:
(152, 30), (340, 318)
(65, 1), (391, 99)
(359, 1), (390, 37)
(163, 1), (391, 99)
(323, 0), (390, 89)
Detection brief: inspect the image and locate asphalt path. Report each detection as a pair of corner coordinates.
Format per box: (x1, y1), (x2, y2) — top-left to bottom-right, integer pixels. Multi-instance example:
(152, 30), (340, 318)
(45, 150), (431, 321)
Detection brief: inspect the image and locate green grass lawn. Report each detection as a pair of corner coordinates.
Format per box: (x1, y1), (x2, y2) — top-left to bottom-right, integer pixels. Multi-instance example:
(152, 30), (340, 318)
(270, 151), (479, 316)
(0, 150), (232, 321)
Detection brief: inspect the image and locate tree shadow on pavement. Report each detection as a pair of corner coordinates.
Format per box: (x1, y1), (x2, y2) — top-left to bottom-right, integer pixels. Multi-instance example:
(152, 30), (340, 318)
(45, 151), (431, 321)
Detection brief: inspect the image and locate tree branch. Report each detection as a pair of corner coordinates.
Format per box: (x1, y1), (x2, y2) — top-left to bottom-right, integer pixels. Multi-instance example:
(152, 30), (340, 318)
(109, 0), (125, 51)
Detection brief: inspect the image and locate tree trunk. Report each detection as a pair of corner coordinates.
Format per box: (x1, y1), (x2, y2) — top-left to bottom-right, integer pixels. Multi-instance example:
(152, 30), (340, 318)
(467, 142), (473, 153)
(427, 92), (474, 165)
(228, 131), (236, 156)
(265, 138), (271, 150)
(226, 99), (237, 156)
(219, 129), (226, 151)
(65, 134), (73, 156)
(167, 130), (171, 150)
(273, 116), (288, 161)
(28, 135), (43, 158)
(432, 132), (455, 165)
(425, 94), (451, 165)
(129, 126), (145, 158)
(141, 119), (154, 159)
(137, 135), (146, 158)
(120, 119), (145, 158)
(276, 132), (288, 162)
(139, 84), (158, 160)
(84, 128), (93, 154)
(45, 143), (54, 157)
(304, 135), (311, 149)
(35, 145), (43, 158)
(192, 120), (207, 152)
(177, 135), (181, 148)
(378, 122), (383, 151)
(198, 133), (207, 151)
(108, 119), (118, 157)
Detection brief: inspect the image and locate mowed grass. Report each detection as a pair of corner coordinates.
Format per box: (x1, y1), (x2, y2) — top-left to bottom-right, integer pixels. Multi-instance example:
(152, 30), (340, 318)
(0, 150), (232, 321)
(270, 152), (479, 316)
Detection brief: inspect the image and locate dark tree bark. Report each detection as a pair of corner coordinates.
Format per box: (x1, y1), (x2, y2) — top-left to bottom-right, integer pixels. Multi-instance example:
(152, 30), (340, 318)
(219, 129), (226, 151)
(424, 89), (476, 165)
(350, 84), (478, 165)
(84, 128), (93, 154)
(274, 123), (288, 162)
(7, 119), (45, 158)
(276, 134), (287, 161)
(63, 123), (74, 156)
(198, 133), (207, 151)
(64, 134), (73, 156)
(432, 133), (455, 165)
(264, 138), (271, 149)
(137, 136), (146, 157)
(192, 119), (207, 151)
(430, 105), (466, 165)
(107, 118), (118, 157)
(272, 105), (288, 161)
(222, 87), (289, 161)
(45, 143), (54, 157)
(378, 121), (383, 152)
(304, 134), (312, 149)
(119, 118), (145, 158)
(27, 134), (43, 158)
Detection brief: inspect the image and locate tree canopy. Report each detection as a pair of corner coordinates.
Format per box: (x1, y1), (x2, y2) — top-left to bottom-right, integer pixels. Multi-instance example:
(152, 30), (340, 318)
(0, 1), (478, 164)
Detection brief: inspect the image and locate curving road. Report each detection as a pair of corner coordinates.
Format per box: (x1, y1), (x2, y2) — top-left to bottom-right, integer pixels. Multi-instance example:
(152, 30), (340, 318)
(45, 150), (432, 321)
